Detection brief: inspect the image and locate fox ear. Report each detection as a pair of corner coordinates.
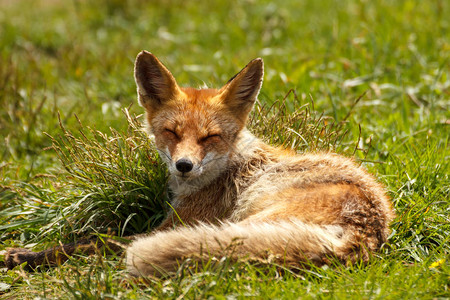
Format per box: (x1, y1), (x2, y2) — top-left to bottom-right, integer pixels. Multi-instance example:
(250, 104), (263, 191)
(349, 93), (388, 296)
(134, 51), (182, 110)
(219, 58), (264, 120)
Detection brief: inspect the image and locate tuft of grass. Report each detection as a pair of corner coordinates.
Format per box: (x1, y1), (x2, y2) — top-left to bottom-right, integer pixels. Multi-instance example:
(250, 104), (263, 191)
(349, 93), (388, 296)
(46, 109), (169, 237)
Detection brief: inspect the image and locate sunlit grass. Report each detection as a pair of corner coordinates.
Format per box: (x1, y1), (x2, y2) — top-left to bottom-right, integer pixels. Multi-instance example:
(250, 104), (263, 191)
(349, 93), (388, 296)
(0, 0), (449, 298)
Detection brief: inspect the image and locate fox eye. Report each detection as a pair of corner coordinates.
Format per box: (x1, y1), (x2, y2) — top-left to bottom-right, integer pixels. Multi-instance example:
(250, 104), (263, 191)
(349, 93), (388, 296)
(165, 129), (179, 138)
(201, 134), (221, 142)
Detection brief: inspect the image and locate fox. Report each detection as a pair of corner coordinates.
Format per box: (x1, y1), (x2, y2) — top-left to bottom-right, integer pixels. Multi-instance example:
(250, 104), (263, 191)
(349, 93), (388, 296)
(5, 51), (394, 277)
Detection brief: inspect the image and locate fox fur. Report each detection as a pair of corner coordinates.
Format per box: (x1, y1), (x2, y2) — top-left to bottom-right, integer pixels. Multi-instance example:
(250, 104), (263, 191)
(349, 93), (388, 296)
(5, 51), (394, 277)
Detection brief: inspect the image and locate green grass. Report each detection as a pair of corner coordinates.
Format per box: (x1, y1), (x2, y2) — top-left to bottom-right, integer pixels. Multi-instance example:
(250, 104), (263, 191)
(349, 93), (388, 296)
(0, 0), (449, 298)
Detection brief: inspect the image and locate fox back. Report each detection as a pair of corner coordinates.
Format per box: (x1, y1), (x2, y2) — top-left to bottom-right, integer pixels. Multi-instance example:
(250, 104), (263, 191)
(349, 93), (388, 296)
(127, 51), (394, 277)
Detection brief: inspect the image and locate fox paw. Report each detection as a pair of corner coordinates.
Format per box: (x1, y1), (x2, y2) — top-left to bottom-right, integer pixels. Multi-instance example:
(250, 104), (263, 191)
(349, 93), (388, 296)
(5, 248), (38, 270)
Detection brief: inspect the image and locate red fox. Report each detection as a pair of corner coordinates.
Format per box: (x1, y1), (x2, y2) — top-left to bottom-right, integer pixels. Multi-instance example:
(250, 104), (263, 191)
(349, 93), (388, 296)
(125, 51), (394, 276)
(5, 51), (394, 277)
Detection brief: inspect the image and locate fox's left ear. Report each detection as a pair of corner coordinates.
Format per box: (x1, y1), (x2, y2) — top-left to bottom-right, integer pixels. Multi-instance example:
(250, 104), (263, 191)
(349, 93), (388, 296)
(219, 58), (264, 121)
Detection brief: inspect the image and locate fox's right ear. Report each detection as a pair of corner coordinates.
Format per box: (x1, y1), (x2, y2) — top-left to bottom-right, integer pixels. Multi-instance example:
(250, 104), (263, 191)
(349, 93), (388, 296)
(134, 51), (182, 111)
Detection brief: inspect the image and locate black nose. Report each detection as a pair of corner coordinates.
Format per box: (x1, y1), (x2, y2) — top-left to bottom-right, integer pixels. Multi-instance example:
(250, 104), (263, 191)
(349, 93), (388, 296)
(175, 158), (194, 173)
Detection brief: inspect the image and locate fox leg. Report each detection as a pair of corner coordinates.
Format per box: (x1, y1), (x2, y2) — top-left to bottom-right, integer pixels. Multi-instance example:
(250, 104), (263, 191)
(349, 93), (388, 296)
(4, 235), (129, 270)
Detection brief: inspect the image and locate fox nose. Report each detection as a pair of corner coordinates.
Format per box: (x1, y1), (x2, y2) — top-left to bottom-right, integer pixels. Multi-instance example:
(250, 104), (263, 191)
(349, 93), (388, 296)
(176, 158), (194, 173)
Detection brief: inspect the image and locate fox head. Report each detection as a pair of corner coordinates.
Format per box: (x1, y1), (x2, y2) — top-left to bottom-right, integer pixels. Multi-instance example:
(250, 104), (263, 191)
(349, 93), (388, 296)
(134, 51), (263, 193)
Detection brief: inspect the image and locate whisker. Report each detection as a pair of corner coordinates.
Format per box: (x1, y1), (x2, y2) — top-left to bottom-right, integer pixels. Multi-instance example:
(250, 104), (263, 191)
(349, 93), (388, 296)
(156, 148), (172, 161)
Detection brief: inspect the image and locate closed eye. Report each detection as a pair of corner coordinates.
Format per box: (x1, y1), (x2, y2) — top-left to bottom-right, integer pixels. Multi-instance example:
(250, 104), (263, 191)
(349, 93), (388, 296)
(165, 129), (179, 138)
(200, 134), (221, 142)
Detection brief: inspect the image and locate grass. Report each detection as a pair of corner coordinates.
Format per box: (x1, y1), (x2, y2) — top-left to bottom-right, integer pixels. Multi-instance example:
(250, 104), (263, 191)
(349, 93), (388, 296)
(0, 0), (449, 298)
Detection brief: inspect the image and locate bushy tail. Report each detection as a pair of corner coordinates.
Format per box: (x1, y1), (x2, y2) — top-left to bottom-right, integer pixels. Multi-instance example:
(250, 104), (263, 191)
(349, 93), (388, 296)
(126, 220), (361, 277)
